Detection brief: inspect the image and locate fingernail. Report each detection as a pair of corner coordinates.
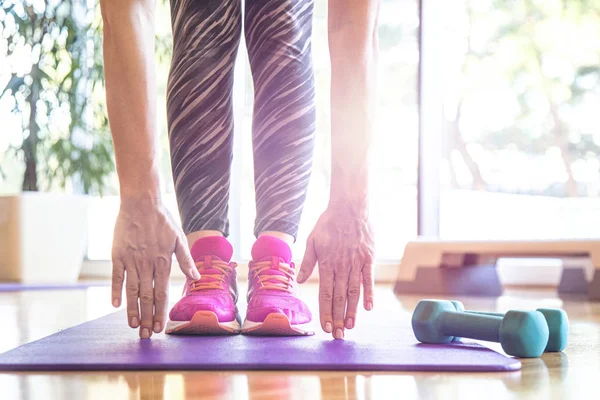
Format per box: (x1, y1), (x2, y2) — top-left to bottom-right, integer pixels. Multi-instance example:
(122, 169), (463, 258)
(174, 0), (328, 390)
(193, 272), (201, 280)
(366, 301), (373, 311)
(325, 322), (333, 333)
(335, 328), (344, 340)
(345, 318), (354, 329)
(141, 328), (150, 339)
(154, 322), (161, 333)
(131, 317), (139, 327)
(297, 272), (304, 282)
(112, 299), (119, 308)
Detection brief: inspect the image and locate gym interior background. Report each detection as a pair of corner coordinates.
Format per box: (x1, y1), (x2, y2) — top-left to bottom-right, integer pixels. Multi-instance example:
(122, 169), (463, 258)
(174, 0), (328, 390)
(1, 0), (600, 399)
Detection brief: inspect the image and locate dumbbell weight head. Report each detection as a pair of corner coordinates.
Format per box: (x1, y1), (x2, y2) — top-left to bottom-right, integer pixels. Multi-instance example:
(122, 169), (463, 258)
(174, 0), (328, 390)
(449, 300), (465, 343)
(450, 300), (465, 312)
(536, 308), (569, 352)
(498, 310), (549, 358)
(412, 300), (458, 343)
(487, 308), (567, 352)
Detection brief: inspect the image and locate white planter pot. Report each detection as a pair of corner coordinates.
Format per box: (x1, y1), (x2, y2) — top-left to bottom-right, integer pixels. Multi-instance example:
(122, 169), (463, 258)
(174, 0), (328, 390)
(0, 192), (89, 283)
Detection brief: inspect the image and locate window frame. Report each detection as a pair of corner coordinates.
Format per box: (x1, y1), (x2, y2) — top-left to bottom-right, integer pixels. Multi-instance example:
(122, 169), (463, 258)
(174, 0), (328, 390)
(417, 0), (442, 237)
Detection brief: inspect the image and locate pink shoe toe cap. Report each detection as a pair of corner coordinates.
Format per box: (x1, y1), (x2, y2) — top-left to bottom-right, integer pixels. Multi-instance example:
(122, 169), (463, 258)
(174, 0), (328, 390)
(246, 305), (311, 325)
(169, 297), (236, 323)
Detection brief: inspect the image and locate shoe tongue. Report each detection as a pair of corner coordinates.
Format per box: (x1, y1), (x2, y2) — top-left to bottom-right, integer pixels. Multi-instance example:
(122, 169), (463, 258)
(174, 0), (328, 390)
(190, 236), (233, 263)
(251, 236), (292, 264)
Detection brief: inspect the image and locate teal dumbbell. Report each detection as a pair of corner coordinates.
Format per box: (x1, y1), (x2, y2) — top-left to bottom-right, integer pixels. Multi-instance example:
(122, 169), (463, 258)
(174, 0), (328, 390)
(449, 300), (568, 352)
(412, 299), (549, 358)
(449, 300), (465, 343)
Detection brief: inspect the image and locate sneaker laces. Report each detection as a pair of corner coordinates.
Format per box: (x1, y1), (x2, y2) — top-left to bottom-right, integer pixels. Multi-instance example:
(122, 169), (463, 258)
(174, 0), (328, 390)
(189, 259), (236, 291)
(250, 259), (295, 293)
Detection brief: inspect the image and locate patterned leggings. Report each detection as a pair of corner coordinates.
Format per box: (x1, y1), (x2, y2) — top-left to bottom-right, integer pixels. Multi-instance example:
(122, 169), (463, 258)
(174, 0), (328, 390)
(167, 0), (316, 240)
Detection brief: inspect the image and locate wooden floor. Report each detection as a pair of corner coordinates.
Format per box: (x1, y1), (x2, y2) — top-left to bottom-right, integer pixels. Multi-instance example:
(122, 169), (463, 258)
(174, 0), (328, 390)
(1, 283), (599, 400)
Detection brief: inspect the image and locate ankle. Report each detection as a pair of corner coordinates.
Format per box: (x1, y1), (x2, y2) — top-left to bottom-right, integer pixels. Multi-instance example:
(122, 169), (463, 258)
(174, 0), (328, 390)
(258, 231), (293, 246)
(186, 230), (224, 249)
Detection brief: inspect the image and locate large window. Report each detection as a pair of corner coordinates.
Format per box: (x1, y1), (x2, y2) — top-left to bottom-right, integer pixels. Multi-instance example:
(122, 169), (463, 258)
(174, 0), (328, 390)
(438, 0), (600, 239)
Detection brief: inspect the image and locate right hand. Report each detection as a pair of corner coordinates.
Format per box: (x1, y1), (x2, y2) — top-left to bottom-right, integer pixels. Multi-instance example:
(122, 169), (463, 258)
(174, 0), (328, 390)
(111, 197), (200, 339)
(297, 204), (375, 340)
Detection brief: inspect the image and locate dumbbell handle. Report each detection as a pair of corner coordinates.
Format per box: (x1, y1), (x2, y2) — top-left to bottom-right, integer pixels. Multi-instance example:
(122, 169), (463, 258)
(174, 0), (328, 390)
(466, 311), (507, 318)
(441, 311), (503, 343)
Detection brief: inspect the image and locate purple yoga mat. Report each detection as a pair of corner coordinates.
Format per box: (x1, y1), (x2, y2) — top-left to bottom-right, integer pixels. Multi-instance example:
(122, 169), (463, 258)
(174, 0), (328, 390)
(0, 307), (521, 372)
(0, 282), (109, 292)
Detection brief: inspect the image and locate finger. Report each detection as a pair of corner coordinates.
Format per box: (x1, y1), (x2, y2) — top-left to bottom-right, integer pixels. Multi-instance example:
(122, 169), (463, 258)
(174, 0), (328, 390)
(332, 269), (348, 340)
(297, 236), (317, 283)
(175, 235), (200, 280)
(345, 264), (362, 329)
(362, 263), (374, 311)
(138, 257), (154, 339)
(124, 258), (140, 329)
(111, 258), (125, 308)
(153, 255), (171, 333)
(318, 267), (335, 335)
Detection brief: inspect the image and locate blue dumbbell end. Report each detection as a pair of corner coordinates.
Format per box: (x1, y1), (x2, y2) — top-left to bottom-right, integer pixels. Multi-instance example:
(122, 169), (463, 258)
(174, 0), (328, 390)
(449, 300), (465, 342)
(450, 300), (465, 312)
(537, 308), (569, 352)
(499, 310), (549, 358)
(412, 300), (457, 343)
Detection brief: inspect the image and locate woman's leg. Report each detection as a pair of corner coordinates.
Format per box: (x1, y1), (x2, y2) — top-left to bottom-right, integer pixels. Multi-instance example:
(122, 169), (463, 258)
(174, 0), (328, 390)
(165, 0), (243, 335)
(241, 0), (316, 336)
(167, 0), (242, 238)
(244, 0), (317, 242)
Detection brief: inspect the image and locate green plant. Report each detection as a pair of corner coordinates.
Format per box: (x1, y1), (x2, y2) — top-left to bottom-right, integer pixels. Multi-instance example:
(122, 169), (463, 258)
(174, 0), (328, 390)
(0, 0), (113, 194)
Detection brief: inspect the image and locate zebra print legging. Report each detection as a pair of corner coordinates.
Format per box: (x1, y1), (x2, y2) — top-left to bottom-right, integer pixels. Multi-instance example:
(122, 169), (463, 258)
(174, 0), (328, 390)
(167, 0), (316, 240)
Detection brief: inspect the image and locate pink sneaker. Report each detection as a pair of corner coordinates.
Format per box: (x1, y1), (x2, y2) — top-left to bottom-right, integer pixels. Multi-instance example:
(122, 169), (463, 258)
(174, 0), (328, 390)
(242, 236), (313, 336)
(165, 236), (241, 335)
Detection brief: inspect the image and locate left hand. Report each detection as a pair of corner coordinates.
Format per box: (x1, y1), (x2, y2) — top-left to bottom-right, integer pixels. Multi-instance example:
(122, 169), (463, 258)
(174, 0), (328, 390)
(297, 205), (375, 340)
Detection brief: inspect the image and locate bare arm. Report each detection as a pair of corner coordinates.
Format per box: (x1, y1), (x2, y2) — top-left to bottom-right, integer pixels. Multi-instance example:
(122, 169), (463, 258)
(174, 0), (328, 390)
(328, 0), (379, 211)
(299, 0), (379, 340)
(100, 0), (160, 197)
(100, 0), (198, 339)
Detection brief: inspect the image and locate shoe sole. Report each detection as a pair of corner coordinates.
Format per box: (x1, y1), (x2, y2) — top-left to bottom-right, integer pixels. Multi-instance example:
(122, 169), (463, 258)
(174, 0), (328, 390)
(241, 313), (314, 336)
(165, 311), (241, 335)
